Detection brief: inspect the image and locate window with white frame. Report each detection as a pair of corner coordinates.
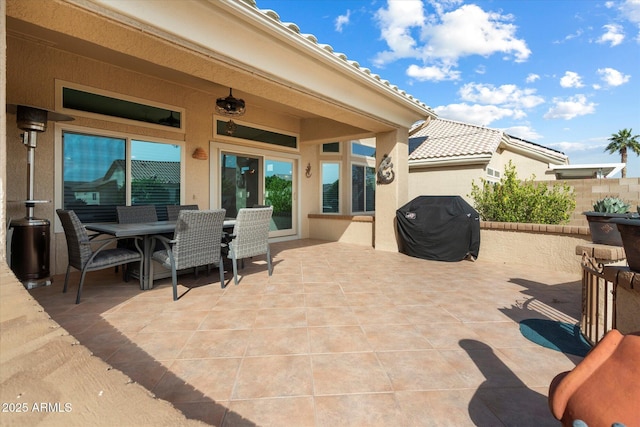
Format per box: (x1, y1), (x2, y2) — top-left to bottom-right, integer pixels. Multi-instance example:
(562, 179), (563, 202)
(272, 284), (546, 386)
(350, 140), (376, 214)
(321, 162), (340, 213)
(351, 164), (375, 213)
(486, 166), (501, 182)
(351, 141), (376, 157)
(61, 130), (182, 222)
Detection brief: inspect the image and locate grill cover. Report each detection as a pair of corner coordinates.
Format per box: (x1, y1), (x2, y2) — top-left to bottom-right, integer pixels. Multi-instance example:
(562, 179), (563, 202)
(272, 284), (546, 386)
(396, 196), (480, 261)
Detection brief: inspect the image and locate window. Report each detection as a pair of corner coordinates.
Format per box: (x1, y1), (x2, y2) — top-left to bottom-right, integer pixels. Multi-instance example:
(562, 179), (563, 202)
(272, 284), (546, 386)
(321, 162), (340, 213)
(215, 120), (297, 149)
(351, 164), (375, 213)
(322, 142), (340, 154)
(58, 81), (184, 131)
(62, 130), (182, 222)
(351, 141), (375, 157)
(486, 166), (501, 182)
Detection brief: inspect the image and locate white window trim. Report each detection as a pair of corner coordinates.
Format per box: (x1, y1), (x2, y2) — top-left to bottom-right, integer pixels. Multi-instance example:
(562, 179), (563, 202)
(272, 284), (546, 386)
(55, 80), (186, 133)
(54, 123), (185, 232)
(350, 140), (376, 160)
(209, 140), (301, 241)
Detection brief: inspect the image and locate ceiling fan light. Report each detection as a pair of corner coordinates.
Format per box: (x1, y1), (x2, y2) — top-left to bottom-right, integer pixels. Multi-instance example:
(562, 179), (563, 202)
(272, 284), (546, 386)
(216, 88), (246, 116)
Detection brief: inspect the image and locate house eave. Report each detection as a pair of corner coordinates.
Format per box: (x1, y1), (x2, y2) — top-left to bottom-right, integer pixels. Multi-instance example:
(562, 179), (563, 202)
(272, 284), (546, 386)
(501, 138), (567, 165)
(409, 154), (493, 169)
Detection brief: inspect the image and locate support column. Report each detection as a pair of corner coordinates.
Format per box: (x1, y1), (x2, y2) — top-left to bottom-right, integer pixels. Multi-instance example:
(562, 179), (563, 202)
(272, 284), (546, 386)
(374, 128), (408, 252)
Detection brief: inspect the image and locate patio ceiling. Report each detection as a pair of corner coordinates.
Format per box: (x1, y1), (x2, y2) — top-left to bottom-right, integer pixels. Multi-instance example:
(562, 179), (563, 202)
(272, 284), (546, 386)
(6, 0), (435, 144)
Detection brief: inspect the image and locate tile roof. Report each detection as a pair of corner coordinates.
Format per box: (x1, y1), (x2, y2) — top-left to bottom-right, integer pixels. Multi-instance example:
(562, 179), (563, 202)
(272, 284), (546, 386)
(408, 118), (503, 161)
(408, 118), (568, 164)
(109, 160), (181, 184)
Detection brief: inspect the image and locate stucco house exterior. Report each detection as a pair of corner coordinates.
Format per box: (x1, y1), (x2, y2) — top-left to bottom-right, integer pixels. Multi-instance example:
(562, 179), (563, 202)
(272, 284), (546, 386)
(407, 117), (569, 204)
(1, 0), (438, 273)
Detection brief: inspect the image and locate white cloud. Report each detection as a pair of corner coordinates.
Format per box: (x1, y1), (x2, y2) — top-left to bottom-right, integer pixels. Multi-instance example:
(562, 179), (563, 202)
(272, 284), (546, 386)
(335, 10), (351, 33)
(597, 24), (625, 46)
(373, 0), (425, 65)
(526, 73), (540, 83)
(543, 95), (597, 120)
(373, 1), (530, 73)
(597, 67), (631, 86)
(502, 125), (543, 141)
(421, 4), (531, 63)
(554, 29), (584, 44)
(406, 64), (460, 81)
(560, 71), (584, 88)
(458, 82), (544, 109)
(434, 103), (521, 126)
(619, 0), (640, 42)
(620, 0), (640, 25)
(547, 136), (611, 154)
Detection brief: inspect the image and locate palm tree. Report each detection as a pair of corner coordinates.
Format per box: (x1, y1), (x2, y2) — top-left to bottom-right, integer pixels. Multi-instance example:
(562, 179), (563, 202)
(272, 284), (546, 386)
(604, 128), (640, 178)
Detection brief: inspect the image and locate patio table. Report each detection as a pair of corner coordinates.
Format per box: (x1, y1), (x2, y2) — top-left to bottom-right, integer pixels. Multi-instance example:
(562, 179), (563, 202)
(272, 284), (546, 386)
(84, 219), (236, 290)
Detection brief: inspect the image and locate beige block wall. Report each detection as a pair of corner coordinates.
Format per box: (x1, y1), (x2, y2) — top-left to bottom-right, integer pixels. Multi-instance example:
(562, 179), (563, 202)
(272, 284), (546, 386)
(479, 226), (591, 275)
(536, 177), (640, 226)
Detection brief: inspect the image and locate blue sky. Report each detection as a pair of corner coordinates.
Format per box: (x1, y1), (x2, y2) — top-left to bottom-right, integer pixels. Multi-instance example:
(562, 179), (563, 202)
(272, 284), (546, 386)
(257, 0), (640, 178)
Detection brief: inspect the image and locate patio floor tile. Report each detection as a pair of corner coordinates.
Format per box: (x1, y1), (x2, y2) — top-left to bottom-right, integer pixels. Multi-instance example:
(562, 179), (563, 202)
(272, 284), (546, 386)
(29, 239), (586, 426)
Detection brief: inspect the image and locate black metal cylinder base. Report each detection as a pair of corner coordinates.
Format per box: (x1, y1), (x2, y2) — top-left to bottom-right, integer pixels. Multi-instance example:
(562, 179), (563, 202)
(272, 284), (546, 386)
(10, 218), (51, 287)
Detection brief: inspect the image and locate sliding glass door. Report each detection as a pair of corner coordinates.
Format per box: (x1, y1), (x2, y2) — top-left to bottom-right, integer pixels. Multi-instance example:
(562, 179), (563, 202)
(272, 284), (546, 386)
(220, 153), (261, 218)
(220, 152), (296, 237)
(265, 158), (294, 236)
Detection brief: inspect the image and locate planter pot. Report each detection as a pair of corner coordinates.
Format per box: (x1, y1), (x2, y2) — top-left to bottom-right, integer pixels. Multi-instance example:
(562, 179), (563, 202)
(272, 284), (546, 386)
(612, 218), (640, 272)
(583, 212), (635, 246)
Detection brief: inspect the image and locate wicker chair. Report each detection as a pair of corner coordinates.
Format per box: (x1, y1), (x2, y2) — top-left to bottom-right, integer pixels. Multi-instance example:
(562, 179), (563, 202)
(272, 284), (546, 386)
(56, 209), (143, 304)
(227, 206), (273, 285)
(166, 204), (199, 221)
(150, 209), (227, 300)
(116, 205), (158, 223)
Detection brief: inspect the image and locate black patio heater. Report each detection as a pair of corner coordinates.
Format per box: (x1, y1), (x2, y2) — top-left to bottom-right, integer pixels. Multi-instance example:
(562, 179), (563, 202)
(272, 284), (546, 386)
(8, 104), (73, 289)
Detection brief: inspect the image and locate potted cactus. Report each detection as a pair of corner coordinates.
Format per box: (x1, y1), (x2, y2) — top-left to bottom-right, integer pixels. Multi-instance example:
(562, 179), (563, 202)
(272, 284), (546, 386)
(583, 196), (636, 246)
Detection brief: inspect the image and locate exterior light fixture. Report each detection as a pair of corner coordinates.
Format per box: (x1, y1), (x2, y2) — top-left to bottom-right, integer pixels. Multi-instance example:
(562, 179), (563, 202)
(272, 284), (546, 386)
(192, 147), (208, 160)
(216, 88), (245, 116)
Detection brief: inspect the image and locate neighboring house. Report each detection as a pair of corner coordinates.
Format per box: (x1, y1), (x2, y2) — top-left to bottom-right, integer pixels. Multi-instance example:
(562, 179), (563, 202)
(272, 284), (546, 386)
(67, 160), (180, 207)
(407, 118), (569, 203)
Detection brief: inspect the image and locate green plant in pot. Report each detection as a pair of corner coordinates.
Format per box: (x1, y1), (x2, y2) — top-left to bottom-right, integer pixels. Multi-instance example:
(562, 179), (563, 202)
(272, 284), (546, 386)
(584, 196), (634, 246)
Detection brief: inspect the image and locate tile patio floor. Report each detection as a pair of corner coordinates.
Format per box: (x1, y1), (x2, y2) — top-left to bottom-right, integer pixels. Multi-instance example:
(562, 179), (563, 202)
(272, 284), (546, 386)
(30, 239), (584, 426)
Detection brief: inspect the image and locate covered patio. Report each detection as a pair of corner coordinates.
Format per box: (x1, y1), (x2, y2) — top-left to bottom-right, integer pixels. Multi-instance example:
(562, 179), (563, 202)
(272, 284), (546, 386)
(3, 240), (584, 426)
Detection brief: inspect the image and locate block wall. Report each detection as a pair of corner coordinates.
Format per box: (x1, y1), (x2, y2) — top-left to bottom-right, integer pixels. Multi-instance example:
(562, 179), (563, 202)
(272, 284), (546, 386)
(537, 178), (640, 226)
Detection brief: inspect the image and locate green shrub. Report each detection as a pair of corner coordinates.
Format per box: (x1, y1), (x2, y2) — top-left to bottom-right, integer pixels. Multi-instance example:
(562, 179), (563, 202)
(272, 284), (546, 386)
(469, 161), (576, 224)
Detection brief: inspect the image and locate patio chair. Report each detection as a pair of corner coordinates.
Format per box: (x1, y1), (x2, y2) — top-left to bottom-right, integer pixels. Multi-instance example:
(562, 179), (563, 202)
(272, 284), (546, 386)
(166, 204), (199, 221)
(548, 329), (640, 426)
(56, 209), (143, 304)
(227, 206), (273, 285)
(116, 205), (158, 223)
(150, 209), (227, 300)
